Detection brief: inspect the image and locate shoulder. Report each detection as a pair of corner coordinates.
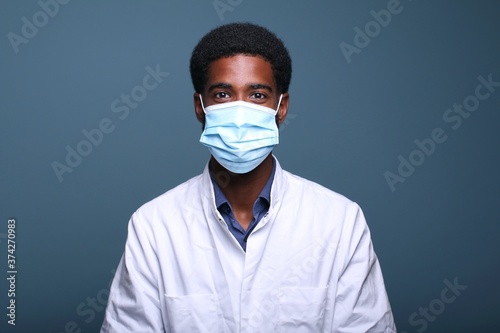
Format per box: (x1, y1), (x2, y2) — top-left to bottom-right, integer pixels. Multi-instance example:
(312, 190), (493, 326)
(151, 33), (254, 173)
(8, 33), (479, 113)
(133, 173), (204, 222)
(281, 169), (359, 210)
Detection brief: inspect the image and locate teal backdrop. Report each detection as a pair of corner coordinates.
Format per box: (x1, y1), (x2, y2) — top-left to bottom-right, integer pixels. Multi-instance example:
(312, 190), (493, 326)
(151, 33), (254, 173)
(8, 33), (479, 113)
(1, 0), (499, 332)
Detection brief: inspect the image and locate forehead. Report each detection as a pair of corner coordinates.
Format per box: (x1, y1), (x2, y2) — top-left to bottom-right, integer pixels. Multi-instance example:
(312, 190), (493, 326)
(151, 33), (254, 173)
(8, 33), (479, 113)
(206, 54), (275, 90)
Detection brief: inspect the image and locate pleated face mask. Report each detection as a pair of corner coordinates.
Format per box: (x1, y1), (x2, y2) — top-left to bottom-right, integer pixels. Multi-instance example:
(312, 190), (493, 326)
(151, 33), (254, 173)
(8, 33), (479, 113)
(199, 95), (282, 174)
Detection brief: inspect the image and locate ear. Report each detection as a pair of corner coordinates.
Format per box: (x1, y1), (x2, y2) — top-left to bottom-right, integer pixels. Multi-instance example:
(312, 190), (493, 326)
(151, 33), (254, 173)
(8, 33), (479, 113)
(276, 93), (289, 125)
(193, 92), (205, 124)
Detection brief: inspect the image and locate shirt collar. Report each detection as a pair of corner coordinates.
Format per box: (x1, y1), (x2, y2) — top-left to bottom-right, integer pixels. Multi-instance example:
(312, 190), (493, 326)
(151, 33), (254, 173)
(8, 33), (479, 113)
(210, 158), (276, 210)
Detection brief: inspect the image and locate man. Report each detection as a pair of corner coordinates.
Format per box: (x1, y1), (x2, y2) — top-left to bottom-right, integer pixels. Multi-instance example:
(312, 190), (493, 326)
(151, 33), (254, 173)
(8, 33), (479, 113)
(101, 23), (396, 332)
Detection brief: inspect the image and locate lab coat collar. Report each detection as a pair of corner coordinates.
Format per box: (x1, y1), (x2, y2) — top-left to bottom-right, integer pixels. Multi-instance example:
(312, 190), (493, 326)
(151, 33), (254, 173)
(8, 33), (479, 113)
(200, 155), (286, 215)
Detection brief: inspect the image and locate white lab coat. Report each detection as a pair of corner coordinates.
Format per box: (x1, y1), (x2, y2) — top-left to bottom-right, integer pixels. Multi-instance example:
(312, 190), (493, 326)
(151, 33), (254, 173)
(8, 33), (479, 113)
(101, 157), (396, 332)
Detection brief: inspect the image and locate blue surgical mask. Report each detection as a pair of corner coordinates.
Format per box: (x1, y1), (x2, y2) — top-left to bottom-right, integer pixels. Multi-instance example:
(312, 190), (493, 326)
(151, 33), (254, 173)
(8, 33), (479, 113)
(199, 95), (282, 174)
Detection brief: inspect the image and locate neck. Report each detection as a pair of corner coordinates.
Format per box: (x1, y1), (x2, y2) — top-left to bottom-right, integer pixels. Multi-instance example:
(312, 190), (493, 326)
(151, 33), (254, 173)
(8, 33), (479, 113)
(210, 154), (273, 210)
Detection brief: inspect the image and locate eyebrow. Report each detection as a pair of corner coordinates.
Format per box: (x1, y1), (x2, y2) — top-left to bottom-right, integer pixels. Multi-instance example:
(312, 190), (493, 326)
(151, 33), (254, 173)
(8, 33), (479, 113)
(207, 82), (273, 93)
(249, 83), (273, 92)
(207, 83), (232, 92)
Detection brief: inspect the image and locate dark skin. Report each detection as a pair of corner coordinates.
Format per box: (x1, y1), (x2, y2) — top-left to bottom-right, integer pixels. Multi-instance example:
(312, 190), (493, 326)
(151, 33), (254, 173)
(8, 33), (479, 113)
(193, 54), (289, 231)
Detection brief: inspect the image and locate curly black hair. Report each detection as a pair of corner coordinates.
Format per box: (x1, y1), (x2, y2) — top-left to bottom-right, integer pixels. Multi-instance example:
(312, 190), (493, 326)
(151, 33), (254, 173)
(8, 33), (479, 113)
(190, 22), (292, 94)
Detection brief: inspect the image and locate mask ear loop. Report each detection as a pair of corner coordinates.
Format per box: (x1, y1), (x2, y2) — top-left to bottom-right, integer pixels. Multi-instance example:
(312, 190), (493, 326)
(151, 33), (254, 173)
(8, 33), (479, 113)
(199, 95), (207, 114)
(274, 94), (283, 115)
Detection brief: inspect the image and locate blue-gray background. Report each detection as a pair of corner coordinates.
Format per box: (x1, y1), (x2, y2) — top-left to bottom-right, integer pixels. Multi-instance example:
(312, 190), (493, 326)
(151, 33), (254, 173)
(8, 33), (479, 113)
(1, 0), (499, 332)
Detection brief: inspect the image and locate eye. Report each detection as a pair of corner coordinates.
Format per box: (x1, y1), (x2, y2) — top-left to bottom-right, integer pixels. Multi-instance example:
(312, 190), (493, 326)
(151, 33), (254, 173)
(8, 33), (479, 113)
(214, 91), (230, 99)
(251, 92), (267, 100)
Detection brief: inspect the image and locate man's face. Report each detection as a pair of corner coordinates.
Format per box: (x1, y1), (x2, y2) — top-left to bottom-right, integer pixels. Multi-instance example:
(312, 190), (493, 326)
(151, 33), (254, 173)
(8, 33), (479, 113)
(194, 54), (289, 126)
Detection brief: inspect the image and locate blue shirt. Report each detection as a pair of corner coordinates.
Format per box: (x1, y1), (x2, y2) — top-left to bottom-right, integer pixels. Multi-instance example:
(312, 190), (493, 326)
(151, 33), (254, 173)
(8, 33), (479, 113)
(210, 161), (275, 251)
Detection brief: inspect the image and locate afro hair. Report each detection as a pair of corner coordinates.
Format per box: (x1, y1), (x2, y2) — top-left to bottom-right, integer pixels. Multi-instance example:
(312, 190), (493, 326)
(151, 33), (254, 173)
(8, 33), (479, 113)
(190, 22), (292, 94)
